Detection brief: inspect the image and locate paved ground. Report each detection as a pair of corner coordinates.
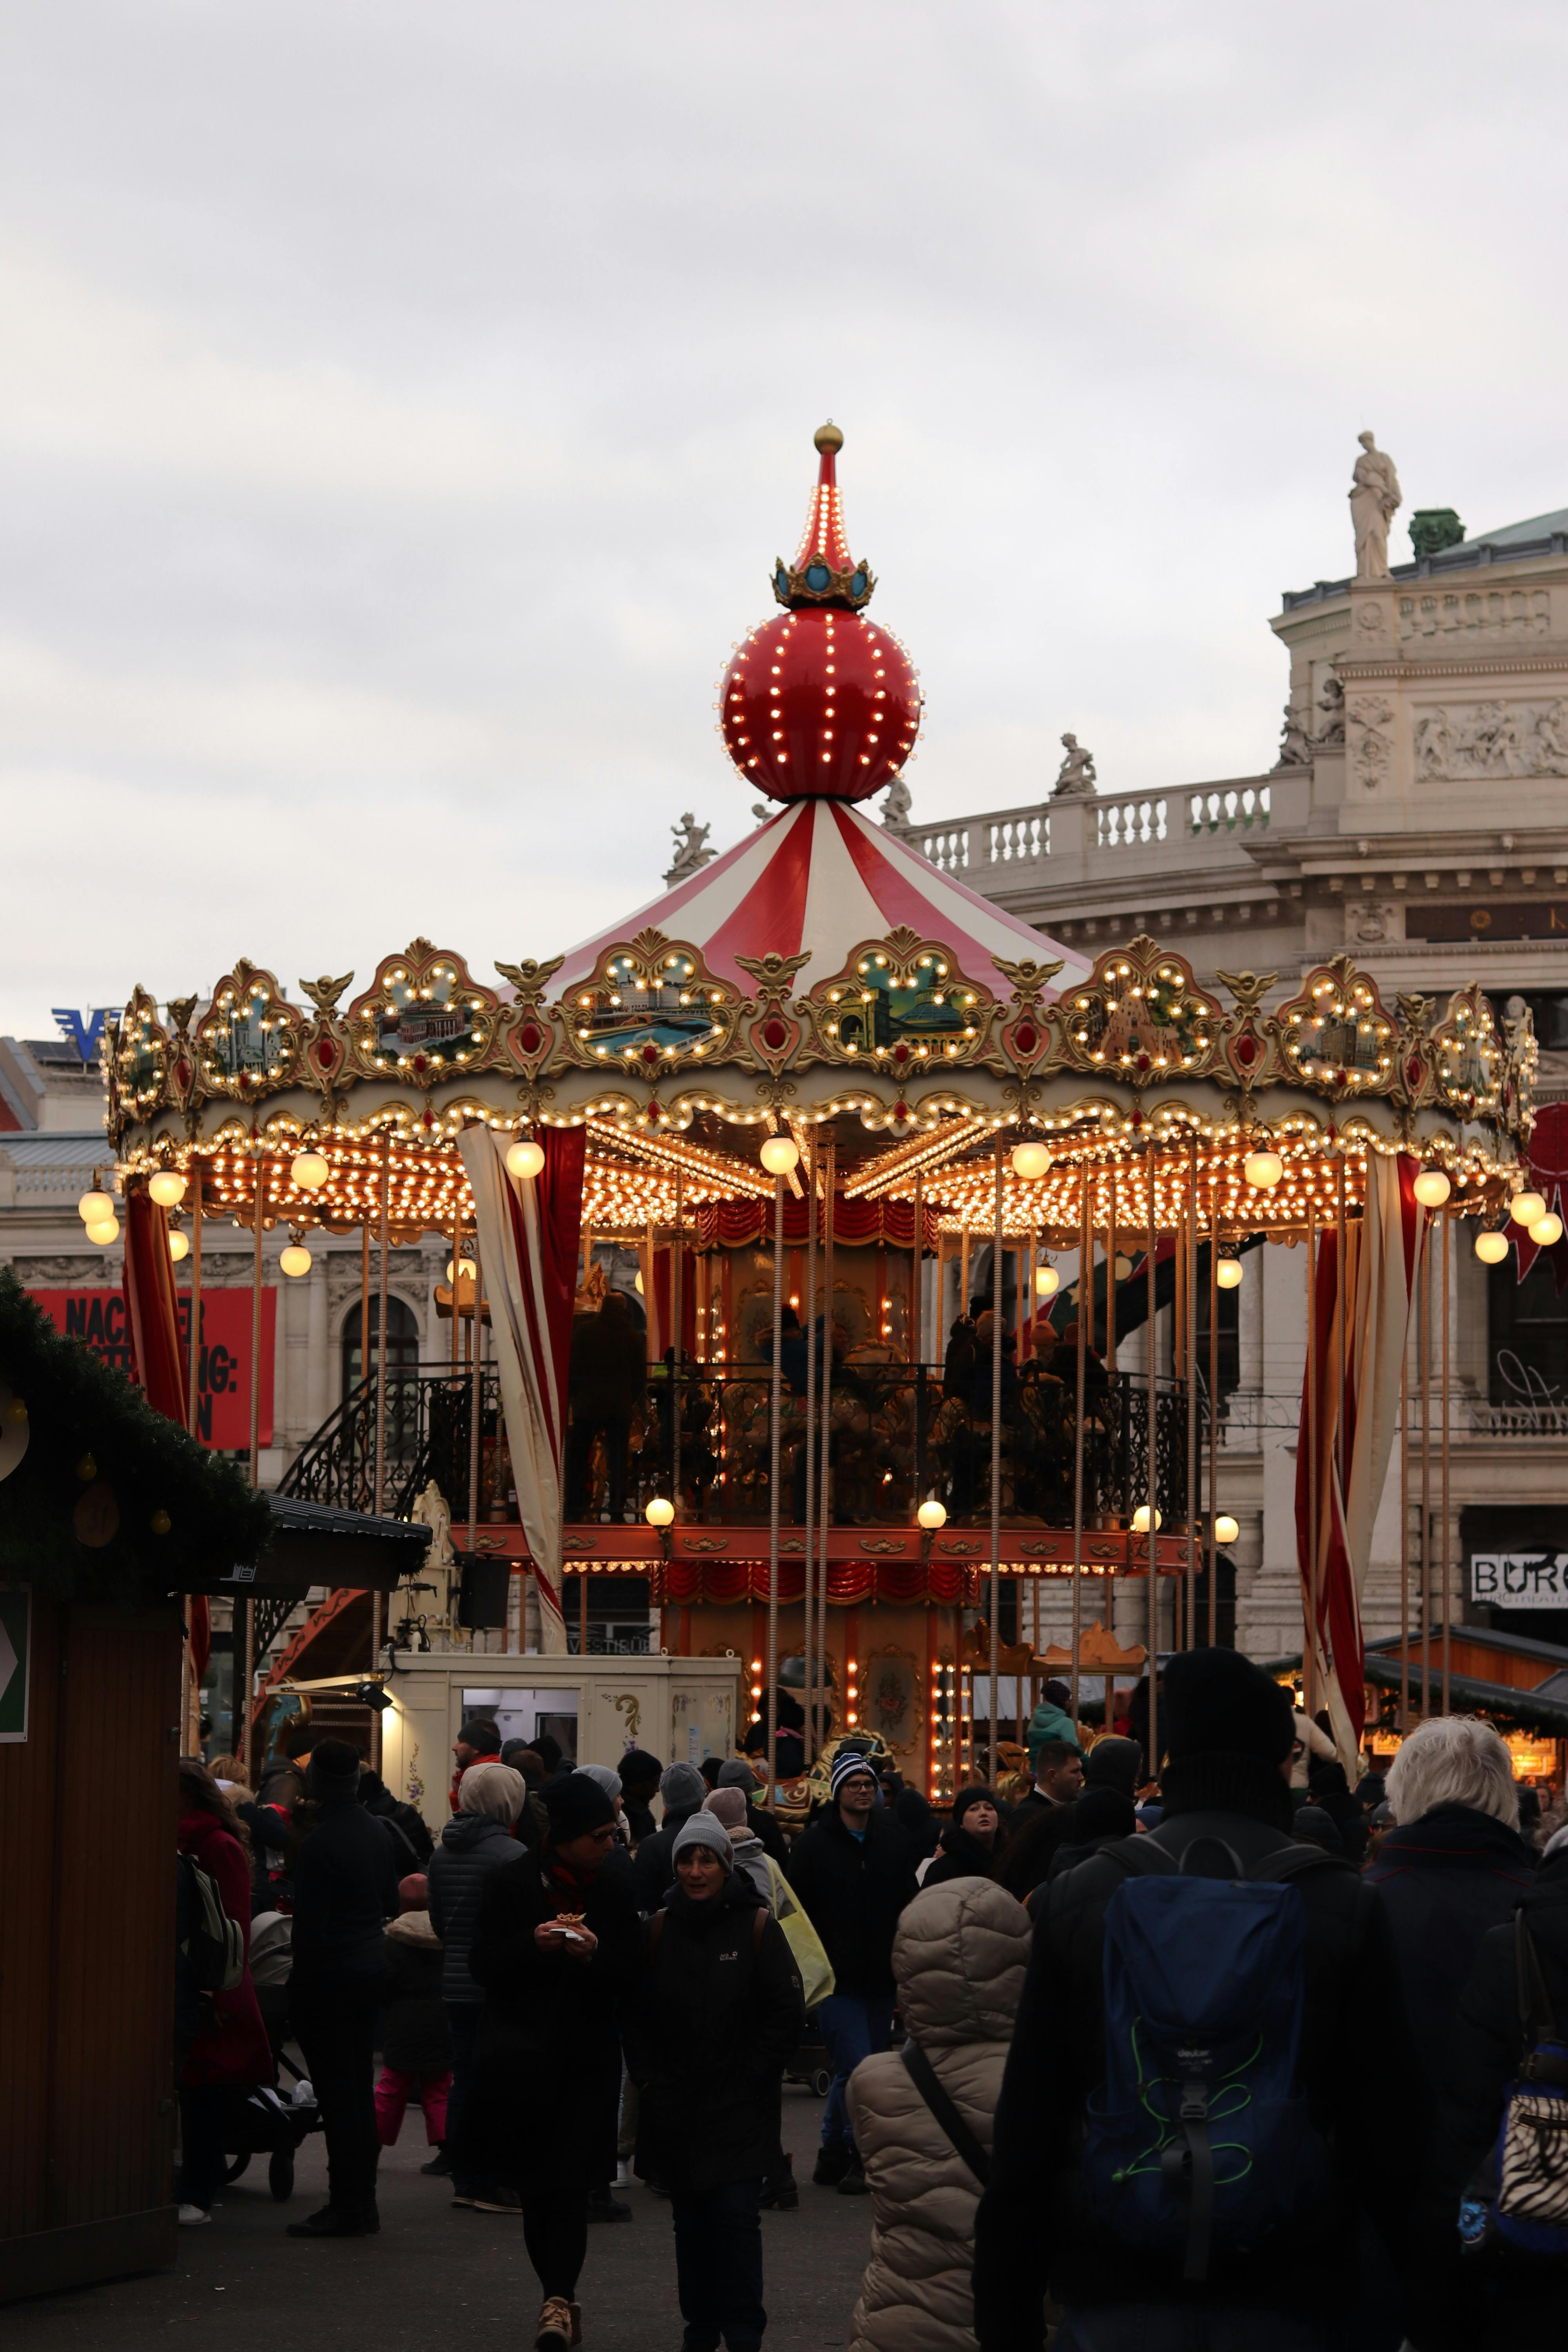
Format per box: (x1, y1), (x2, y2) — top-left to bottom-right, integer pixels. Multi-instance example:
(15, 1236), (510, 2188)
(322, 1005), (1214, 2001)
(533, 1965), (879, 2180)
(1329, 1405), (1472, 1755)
(10, 2087), (870, 2352)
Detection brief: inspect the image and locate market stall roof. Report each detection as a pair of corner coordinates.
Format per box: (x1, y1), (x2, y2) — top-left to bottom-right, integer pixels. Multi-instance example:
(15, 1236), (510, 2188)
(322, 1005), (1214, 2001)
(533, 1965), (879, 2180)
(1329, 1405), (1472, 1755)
(555, 798), (1093, 998)
(199, 1494), (432, 1600)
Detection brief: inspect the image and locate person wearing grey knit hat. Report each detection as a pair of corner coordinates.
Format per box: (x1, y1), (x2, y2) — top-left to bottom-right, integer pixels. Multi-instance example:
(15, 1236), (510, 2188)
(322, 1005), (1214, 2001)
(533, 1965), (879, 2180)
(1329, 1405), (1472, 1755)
(717, 1755), (789, 1865)
(672, 1809), (733, 1869)
(574, 1762), (624, 1804)
(632, 1759), (711, 1909)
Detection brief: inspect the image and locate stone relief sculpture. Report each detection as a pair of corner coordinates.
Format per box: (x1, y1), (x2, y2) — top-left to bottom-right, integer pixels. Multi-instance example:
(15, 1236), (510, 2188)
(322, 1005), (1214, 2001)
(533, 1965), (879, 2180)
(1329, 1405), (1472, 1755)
(1275, 702), (1312, 768)
(1051, 733), (1097, 798)
(1314, 676), (1345, 747)
(880, 773), (913, 828)
(664, 812), (717, 886)
(1350, 430), (1402, 581)
(1348, 695), (1394, 793)
(1414, 699), (1568, 781)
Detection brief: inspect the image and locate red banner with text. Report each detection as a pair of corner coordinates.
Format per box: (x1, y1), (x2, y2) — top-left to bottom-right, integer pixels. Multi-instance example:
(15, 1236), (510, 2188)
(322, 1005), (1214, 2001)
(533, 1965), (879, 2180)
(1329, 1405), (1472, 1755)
(31, 1288), (276, 1450)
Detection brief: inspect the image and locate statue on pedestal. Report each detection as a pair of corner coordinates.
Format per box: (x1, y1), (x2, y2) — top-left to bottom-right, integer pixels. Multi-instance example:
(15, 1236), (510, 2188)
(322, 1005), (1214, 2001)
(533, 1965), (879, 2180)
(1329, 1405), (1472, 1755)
(880, 774), (913, 829)
(664, 812), (716, 886)
(1051, 733), (1097, 799)
(1350, 431), (1403, 581)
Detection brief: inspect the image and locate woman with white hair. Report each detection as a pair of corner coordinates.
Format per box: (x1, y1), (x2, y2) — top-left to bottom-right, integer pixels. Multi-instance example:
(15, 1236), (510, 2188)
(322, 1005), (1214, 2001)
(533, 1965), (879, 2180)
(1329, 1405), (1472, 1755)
(1365, 1716), (1535, 2092)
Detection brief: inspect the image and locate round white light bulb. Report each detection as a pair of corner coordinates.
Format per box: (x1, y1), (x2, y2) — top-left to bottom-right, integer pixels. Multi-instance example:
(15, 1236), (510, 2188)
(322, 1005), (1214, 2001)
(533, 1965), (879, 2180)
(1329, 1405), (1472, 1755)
(1011, 1140), (1051, 1180)
(1035, 1265), (1060, 1298)
(1216, 1258), (1244, 1290)
(644, 1495), (675, 1528)
(1243, 1149), (1283, 1190)
(291, 1149), (330, 1191)
(1474, 1229), (1510, 1265)
(167, 1229), (190, 1263)
(506, 1137), (546, 1181)
(279, 1242), (312, 1278)
(1132, 1504), (1163, 1534)
(86, 1215), (120, 1246)
(760, 1136), (800, 1176)
(148, 1170), (187, 1208)
(78, 1189), (114, 1224)
(1529, 1212), (1563, 1249)
(917, 1497), (948, 1530)
(1512, 1190), (1548, 1227)
(1413, 1169), (1452, 1209)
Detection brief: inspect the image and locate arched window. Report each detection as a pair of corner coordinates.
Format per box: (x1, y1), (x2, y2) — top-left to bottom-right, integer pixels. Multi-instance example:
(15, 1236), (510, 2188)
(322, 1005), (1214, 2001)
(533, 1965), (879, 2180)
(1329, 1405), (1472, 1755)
(341, 1295), (420, 1401)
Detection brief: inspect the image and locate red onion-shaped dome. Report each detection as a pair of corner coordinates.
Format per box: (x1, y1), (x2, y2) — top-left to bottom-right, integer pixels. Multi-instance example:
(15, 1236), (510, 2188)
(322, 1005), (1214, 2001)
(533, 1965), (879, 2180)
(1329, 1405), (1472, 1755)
(719, 424), (921, 804)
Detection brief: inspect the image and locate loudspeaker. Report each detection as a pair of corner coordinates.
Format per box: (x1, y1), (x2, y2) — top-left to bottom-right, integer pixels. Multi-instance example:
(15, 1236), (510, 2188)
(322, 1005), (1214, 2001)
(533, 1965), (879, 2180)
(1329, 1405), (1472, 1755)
(457, 1556), (510, 1631)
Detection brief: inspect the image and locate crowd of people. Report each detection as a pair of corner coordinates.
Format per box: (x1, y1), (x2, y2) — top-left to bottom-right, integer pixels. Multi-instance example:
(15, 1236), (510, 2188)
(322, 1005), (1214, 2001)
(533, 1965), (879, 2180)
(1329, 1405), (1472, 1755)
(174, 1658), (1568, 2352)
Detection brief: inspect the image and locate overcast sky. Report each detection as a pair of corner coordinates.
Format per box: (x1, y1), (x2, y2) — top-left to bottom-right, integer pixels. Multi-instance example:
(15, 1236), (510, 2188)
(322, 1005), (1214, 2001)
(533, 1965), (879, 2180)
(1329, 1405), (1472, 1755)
(4, 2), (1566, 1041)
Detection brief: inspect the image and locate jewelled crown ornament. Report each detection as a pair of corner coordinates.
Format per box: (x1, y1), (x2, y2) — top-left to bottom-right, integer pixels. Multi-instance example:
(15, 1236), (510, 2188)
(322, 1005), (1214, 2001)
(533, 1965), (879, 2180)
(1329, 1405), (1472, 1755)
(719, 423), (921, 804)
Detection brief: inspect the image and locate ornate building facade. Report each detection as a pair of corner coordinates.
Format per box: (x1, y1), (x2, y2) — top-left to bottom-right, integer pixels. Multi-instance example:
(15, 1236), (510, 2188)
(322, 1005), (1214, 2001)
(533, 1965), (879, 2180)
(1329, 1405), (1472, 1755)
(907, 465), (1568, 1661)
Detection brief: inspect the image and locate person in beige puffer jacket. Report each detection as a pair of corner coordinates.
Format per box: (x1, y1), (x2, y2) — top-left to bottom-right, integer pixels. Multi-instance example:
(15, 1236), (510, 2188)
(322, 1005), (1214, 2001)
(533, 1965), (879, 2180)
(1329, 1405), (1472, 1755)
(846, 1877), (1030, 2352)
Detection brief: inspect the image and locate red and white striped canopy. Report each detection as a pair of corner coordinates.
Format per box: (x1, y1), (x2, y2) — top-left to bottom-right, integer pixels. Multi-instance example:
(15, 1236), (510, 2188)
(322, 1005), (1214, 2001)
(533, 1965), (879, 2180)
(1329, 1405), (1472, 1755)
(557, 801), (1090, 997)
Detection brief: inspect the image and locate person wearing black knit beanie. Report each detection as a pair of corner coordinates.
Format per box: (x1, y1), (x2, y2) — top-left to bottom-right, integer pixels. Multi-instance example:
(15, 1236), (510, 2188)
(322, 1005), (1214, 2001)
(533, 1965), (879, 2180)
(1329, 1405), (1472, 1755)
(974, 1650), (1428, 2351)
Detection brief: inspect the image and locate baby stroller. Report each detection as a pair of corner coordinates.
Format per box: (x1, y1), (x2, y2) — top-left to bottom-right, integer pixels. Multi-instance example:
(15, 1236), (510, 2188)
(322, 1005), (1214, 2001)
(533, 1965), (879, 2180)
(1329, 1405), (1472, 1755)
(785, 2009), (833, 2101)
(220, 1910), (324, 2200)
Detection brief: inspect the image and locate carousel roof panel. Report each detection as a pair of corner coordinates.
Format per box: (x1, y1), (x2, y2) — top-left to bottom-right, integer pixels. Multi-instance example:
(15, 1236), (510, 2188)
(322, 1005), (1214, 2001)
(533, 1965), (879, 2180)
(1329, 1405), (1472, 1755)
(555, 800), (1091, 997)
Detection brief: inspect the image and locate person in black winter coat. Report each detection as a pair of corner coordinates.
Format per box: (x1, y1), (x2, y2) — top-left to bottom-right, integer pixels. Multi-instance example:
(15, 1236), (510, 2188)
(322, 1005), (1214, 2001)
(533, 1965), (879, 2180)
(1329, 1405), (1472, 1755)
(973, 1648), (1428, 2351)
(619, 1749), (664, 1845)
(286, 1741), (402, 2238)
(426, 1762), (528, 2207)
(463, 1773), (641, 2352)
(877, 1764), (938, 1861)
(1366, 1716), (1537, 2095)
(631, 1760), (709, 1908)
(1041, 1784), (1140, 1896)
(631, 1811), (804, 2352)
(786, 1749), (916, 2191)
(1410, 1833), (1568, 2351)
(358, 1765), (434, 1865)
(1305, 1754), (1368, 1865)
(922, 1787), (1002, 1887)
(374, 1873), (454, 2160)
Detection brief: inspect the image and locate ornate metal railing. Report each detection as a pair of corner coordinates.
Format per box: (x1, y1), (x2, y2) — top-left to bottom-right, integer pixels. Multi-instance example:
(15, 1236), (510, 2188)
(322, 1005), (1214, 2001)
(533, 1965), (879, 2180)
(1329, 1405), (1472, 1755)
(280, 1359), (1197, 1532)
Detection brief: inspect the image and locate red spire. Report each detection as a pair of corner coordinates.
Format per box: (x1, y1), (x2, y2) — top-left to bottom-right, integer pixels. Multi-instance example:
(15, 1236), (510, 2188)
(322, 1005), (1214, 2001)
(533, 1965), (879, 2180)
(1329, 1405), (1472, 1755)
(772, 422), (875, 611)
(791, 422), (854, 573)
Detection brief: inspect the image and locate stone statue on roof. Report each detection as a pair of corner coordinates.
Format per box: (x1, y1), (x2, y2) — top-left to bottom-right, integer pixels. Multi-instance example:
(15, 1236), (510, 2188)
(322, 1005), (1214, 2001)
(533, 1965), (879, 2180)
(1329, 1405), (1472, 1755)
(1350, 431), (1402, 581)
(1052, 733), (1097, 799)
(664, 812), (716, 887)
(880, 773), (913, 829)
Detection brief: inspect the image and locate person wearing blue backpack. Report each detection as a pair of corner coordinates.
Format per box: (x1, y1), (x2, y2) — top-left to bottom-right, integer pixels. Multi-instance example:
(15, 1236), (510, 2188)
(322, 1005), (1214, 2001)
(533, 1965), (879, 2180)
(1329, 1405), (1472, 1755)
(973, 1646), (1427, 2352)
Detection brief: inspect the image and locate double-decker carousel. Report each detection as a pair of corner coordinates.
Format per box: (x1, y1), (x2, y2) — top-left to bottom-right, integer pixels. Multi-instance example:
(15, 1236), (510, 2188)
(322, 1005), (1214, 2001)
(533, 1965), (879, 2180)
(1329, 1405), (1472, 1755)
(101, 425), (1537, 1798)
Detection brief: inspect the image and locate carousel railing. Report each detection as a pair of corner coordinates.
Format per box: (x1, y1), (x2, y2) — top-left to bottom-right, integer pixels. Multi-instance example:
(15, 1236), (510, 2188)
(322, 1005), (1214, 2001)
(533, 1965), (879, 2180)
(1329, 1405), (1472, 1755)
(280, 1358), (1198, 1534)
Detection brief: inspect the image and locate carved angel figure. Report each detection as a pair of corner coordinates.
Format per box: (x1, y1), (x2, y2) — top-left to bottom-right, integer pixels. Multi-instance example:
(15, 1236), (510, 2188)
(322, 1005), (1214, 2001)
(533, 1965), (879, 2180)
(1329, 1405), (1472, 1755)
(880, 774), (913, 828)
(1276, 703), (1312, 768)
(664, 813), (716, 887)
(1315, 676), (1346, 746)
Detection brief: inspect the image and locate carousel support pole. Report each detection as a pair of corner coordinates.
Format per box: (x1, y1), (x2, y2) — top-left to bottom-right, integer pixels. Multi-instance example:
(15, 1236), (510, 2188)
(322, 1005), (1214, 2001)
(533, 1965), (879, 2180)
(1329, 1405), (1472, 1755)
(1027, 1217), (1038, 1657)
(1305, 1205), (1318, 1719)
(912, 1170), (922, 1368)
(989, 1137), (1003, 1781)
(1145, 1168), (1159, 1774)
(1441, 1205), (1452, 1716)
(186, 1160), (203, 1437)
(1071, 1176), (1088, 1731)
(1207, 1201), (1219, 1647)
(451, 1210), (461, 1380)
(818, 1143), (835, 1744)
(1185, 1142), (1198, 1651)
(579, 1565), (589, 1660)
(804, 1137), (819, 1762)
(375, 1128), (390, 1516)
(1420, 1209), (1432, 1718)
(767, 1173), (785, 1811)
(960, 1221), (971, 1320)
(1105, 1169), (1117, 1381)
(360, 1216), (372, 1506)
(673, 1166), (684, 1521)
(468, 1231), (483, 1585)
(249, 1155), (265, 1491)
(1399, 1309), (1411, 1732)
